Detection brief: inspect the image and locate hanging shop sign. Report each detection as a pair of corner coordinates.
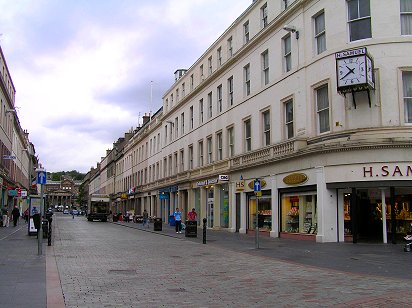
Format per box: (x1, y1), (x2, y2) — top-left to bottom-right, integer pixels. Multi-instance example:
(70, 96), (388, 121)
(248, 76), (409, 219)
(218, 175), (229, 182)
(283, 173), (308, 185)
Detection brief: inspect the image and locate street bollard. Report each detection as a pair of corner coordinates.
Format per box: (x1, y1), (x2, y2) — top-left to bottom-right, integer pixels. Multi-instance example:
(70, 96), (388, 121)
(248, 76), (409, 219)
(202, 218), (207, 244)
(47, 217), (52, 246)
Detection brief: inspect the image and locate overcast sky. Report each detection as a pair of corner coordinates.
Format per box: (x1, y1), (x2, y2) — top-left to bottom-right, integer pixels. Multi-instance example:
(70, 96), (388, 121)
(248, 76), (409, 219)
(0, 0), (252, 173)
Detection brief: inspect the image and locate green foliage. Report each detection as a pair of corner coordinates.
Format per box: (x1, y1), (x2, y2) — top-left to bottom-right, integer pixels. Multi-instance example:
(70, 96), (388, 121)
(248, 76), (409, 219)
(76, 182), (87, 207)
(49, 170), (85, 181)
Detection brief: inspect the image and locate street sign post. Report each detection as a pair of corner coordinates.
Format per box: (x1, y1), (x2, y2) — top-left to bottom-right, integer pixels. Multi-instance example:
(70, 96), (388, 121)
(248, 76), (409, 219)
(35, 168), (46, 255)
(253, 179), (261, 249)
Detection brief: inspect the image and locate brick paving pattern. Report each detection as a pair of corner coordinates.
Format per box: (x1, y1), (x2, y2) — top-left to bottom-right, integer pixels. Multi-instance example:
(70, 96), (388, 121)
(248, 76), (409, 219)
(52, 215), (412, 308)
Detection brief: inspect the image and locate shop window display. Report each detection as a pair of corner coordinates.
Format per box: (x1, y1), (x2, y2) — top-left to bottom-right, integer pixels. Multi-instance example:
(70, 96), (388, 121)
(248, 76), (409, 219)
(247, 195), (272, 231)
(220, 184), (229, 228)
(281, 193), (317, 234)
(344, 193), (352, 236)
(344, 188), (412, 242)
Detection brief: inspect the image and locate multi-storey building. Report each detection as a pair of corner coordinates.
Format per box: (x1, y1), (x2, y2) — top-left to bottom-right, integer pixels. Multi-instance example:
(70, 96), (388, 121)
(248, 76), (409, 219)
(44, 176), (82, 208)
(0, 45), (36, 214)
(90, 0), (412, 244)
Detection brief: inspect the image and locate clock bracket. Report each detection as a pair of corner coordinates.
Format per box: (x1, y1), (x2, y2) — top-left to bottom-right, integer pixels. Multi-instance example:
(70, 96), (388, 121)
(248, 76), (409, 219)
(341, 88), (372, 109)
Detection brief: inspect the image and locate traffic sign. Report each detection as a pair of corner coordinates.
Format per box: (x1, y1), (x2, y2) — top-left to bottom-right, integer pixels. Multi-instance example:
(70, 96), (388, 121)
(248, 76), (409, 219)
(253, 179), (261, 192)
(36, 170), (47, 185)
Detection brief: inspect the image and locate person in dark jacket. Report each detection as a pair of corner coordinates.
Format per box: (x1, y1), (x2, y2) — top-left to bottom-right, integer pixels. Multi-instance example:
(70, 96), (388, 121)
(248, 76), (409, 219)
(11, 206), (20, 227)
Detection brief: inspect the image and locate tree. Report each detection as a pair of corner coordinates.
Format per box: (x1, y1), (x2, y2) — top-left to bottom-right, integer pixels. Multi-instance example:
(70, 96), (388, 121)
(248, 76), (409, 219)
(76, 182), (87, 207)
(49, 170), (85, 181)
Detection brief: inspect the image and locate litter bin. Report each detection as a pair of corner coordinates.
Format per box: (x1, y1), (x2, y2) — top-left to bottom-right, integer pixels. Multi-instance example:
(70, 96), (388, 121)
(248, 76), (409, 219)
(185, 220), (197, 237)
(169, 215), (175, 226)
(42, 219), (48, 239)
(153, 217), (162, 231)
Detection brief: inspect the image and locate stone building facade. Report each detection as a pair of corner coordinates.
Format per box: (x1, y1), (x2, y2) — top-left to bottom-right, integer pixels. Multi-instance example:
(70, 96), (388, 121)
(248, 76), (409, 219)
(88, 0), (412, 244)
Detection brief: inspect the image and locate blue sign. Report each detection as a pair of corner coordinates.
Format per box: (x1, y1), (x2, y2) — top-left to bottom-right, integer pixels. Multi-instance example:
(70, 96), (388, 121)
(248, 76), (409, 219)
(37, 171), (47, 185)
(254, 179), (261, 192)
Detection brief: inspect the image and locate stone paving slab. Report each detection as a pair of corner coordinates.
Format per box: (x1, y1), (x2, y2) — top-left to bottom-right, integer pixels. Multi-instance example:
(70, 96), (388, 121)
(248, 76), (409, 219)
(0, 219), (46, 308)
(52, 215), (412, 307)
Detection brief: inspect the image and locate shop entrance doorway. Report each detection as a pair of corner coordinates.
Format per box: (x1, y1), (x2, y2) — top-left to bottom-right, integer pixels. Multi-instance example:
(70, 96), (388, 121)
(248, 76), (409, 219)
(357, 190), (383, 242)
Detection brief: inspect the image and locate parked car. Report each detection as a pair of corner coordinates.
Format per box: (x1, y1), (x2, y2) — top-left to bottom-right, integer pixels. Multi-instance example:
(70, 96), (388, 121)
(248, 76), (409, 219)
(63, 209), (69, 214)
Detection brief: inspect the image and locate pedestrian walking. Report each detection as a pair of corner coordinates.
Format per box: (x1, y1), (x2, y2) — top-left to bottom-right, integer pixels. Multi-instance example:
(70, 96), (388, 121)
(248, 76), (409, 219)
(143, 209), (149, 228)
(2, 208), (9, 227)
(174, 208), (182, 233)
(11, 205), (20, 227)
(188, 208), (197, 221)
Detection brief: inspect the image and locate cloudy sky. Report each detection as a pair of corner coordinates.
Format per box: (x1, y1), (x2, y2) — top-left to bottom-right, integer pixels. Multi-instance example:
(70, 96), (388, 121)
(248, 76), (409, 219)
(0, 0), (252, 173)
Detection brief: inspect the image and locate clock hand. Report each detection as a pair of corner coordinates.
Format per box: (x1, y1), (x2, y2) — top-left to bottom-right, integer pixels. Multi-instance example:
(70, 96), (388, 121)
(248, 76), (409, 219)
(340, 66), (356, 80)
(347, 66), (355, 74)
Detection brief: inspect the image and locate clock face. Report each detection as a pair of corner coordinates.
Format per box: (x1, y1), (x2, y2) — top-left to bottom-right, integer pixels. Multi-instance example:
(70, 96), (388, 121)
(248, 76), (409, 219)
(337, 56), (367, 88)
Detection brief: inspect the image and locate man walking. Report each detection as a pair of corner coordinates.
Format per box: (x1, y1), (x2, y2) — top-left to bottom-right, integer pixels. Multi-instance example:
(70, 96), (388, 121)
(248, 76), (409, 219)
(11, 206), (20, 227)
(174, 208), (182, 233)
(143, 209), (149, 228)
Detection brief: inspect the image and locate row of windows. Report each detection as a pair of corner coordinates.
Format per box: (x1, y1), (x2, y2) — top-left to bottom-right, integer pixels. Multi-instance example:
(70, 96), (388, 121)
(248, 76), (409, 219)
(0, 55), (15, 103)
(118, 69), (412, 191)
(165, 0), (411, 116)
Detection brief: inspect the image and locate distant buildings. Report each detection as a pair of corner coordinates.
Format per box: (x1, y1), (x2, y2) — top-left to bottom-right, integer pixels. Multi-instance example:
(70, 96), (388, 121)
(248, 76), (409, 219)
(0, 45), (38, 214)
(44, 176), (82, 209)
(87, 0), (412, 244)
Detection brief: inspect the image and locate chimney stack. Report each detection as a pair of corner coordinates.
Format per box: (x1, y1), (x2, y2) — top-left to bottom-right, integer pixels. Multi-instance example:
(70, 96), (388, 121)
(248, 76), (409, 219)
(142, 113), (150, 125)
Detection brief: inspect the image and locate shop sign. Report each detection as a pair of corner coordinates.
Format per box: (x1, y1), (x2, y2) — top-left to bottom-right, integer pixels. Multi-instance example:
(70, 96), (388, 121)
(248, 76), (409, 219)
(8, 189), (17, 197)
(120, 193), (128, 200)
(197, 180), (207, 187)
(218, 175), (229, 182)
(21, 190), (27, 198)
(196, 178), (218, 187)
(159, 193), (169, 200)
(248, 180), (266, 190)
(159, 185), (178, 193)
(283, 173), (308, 185)
(363, 165), (412, 178)
(235, 181), (245, 191)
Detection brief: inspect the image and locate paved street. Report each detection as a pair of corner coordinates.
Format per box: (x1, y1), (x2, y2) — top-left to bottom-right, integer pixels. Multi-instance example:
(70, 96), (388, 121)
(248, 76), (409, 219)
(50, 213), (412, 308)
(0, 220), (46, 308)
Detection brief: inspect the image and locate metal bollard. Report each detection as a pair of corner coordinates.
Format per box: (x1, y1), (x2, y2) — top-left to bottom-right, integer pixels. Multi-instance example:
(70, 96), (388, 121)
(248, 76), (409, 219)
(47, 217), (52, 246)
(202, 218), (207, 244)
